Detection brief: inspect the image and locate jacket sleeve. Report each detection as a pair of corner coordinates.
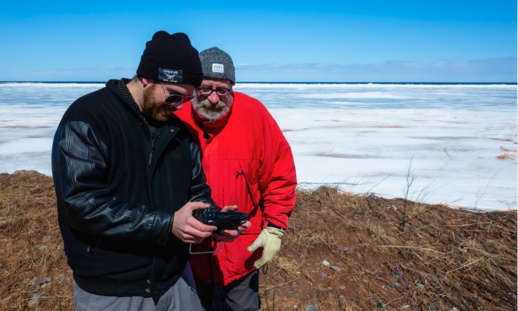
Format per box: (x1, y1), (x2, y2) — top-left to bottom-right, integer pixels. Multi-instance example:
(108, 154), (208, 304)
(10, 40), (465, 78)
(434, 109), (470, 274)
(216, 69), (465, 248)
(259, 110), (298, 230)
(52, 121), (170, 245)
(188, 140), (213, 204)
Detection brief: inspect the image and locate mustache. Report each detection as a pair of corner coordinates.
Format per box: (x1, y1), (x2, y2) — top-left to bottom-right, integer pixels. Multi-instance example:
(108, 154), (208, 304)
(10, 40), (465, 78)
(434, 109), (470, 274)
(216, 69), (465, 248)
(192, 96), (232, 120)
(162, 103), (180, 111)
(193, 98), (226, 111)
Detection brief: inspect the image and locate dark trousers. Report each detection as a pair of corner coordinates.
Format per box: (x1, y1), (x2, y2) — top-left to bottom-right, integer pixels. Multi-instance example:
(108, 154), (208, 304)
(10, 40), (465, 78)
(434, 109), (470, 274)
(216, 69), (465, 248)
(195, 270), (260, 311)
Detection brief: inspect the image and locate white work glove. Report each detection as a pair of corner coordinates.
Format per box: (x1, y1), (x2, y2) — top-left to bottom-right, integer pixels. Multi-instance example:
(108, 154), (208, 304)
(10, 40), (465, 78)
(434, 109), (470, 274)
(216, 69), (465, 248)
(247, 226), (284, 269)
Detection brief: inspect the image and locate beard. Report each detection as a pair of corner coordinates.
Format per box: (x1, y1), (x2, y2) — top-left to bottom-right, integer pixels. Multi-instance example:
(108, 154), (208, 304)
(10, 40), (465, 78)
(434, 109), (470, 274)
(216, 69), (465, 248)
(192, 93), (232, 120)
(141, 84), (169, 125)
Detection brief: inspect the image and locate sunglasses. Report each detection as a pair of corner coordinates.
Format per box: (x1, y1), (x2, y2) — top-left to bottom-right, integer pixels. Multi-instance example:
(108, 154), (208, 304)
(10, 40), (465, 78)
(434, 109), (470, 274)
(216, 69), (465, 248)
(161, 83), (194, 104)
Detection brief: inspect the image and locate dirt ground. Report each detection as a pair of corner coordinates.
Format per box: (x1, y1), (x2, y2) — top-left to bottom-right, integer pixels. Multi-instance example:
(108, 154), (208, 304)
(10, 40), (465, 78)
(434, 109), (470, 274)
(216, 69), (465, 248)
(0, 171), (516, 310)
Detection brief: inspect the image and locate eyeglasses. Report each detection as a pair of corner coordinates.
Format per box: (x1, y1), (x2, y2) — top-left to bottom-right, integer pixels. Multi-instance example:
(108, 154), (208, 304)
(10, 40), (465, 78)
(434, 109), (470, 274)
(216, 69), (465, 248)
(161, 83), (194, 104)
(196, 86), (232, 97)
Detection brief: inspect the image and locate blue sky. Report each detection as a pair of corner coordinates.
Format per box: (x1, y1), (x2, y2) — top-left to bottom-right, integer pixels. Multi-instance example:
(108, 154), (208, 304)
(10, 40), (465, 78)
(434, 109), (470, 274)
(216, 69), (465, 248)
(1, 1), (516, 82)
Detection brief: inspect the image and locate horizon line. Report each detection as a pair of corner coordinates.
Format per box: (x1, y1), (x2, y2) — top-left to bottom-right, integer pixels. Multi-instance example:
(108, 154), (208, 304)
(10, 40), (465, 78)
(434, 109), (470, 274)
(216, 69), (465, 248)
(0, 81), (516, 85)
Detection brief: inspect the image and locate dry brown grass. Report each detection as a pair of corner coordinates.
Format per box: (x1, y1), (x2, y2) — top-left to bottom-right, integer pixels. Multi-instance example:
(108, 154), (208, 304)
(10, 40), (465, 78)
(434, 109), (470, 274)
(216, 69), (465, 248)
(0, 171), (72, 310)
(0, 171), (516, 310)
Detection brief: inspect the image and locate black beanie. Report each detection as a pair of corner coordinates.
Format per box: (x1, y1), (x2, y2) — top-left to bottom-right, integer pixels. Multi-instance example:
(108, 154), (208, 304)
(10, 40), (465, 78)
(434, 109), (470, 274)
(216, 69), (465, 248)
(136, 31), (203, 86)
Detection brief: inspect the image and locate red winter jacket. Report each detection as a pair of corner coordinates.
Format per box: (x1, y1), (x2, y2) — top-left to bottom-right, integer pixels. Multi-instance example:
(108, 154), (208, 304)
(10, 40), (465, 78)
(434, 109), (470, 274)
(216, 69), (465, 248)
(175, 91), (297, 287)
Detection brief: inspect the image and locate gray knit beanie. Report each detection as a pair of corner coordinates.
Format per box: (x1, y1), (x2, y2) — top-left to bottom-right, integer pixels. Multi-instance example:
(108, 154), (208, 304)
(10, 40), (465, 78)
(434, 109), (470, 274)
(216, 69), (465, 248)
(199, 47), (235, 84)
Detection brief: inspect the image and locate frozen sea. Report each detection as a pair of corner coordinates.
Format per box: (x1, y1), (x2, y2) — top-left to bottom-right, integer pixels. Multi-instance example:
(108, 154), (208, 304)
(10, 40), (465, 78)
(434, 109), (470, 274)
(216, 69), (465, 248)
(0, 82), (516, 211)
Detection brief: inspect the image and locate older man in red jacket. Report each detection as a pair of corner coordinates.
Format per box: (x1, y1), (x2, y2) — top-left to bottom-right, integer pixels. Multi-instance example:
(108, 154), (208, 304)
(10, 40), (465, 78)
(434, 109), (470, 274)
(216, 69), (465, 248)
(175, 47), (297, 310)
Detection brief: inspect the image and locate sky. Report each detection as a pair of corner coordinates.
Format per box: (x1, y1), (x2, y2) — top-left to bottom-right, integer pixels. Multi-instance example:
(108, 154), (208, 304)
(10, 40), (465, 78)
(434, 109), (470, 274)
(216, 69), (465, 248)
(0, 1), (516, 83)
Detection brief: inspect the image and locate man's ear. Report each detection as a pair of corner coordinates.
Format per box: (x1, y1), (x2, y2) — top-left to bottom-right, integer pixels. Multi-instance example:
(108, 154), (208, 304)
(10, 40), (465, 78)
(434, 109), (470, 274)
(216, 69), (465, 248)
(140, 77), (152, 87)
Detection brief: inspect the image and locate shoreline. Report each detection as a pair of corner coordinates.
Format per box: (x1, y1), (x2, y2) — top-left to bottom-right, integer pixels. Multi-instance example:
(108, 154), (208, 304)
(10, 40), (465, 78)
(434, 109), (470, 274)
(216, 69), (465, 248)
(5, 169), (515, 213)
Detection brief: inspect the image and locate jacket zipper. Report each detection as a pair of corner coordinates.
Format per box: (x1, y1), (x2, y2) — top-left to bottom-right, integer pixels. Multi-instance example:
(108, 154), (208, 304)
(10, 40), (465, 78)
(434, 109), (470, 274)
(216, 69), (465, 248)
(149, 138), (154, 166)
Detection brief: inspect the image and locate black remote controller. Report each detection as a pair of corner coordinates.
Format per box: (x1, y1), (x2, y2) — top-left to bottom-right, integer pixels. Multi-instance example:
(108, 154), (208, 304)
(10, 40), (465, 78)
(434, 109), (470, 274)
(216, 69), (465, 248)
(193, 206), (248, 230)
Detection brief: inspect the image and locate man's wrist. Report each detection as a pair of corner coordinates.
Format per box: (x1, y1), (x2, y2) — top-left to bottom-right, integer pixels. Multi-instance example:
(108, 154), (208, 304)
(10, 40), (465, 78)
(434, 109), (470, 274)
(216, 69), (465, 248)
(267, 222), (282, 230)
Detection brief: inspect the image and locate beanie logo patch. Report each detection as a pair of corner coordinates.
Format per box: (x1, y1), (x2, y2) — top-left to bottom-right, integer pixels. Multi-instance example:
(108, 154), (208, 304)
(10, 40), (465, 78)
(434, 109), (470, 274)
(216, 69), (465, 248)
(158, 67), (184, 83)
(211, 63), (224, 74)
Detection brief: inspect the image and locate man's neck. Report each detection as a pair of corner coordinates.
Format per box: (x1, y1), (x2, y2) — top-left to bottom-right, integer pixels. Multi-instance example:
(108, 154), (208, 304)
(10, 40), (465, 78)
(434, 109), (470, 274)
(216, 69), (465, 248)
(126, 78), (144, 112)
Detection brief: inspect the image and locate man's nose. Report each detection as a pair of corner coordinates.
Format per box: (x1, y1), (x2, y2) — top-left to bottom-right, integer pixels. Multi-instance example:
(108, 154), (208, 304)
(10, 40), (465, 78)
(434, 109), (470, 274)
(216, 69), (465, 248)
(208, 91), (220, 104)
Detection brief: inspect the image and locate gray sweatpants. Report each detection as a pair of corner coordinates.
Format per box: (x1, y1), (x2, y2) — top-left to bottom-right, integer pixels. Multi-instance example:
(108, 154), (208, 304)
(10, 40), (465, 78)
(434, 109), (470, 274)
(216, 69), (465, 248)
(74, 264), (202, 311)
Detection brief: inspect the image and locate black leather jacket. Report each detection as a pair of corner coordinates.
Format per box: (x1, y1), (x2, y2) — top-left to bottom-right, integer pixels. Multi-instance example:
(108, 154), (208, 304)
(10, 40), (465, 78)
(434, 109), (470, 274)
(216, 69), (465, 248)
(51, 79), (212, 301)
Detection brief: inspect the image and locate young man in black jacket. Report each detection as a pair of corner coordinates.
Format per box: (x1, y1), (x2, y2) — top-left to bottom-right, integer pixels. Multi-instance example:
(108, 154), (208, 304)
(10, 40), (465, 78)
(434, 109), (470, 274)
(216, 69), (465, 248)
(52, 31), (249, 311)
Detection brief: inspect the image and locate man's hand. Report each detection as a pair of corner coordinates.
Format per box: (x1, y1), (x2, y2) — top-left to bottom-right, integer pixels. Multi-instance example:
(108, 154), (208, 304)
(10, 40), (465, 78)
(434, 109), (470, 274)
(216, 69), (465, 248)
(172, 201), (217, 244)
(211, 205), (251, 242)
(247, 227), (284, 269)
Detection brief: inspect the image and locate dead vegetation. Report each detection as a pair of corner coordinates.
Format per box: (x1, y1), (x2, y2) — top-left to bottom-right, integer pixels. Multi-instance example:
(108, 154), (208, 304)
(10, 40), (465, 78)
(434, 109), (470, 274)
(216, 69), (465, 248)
(0, 171), (516, 310)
